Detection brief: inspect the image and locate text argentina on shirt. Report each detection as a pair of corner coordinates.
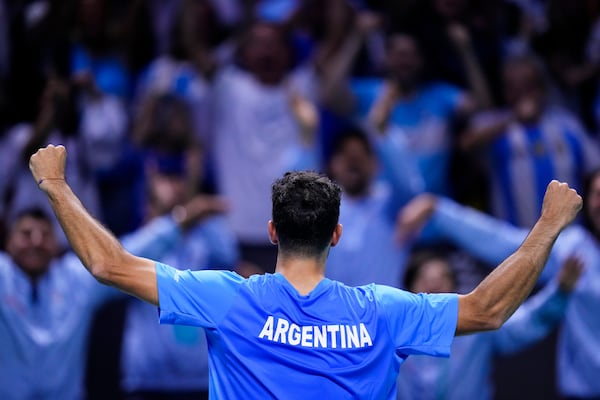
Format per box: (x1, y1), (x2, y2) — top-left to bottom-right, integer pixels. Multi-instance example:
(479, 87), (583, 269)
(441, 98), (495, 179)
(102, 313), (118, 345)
(258, 316), (373, 349)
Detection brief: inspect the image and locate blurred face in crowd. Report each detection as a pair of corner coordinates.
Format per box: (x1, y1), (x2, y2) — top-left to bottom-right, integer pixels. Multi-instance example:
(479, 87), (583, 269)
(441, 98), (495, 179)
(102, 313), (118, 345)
(328, 136), (376, 197)
(145, 95), (194, 152)
(386, 34), (423, 88)
(6, 215), (57, 279)
(503, 60), (546, 114)
(240, 23), (292, 85)
(147, 170), (188, 217)
(409, 257), (455, 294)
(585, 172), (600, 236)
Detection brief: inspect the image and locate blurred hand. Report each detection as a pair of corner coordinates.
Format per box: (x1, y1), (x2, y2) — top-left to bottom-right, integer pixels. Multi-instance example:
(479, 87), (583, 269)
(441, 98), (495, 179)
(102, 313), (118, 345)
(355, 11), (382, 35)
(368, 80), (399, 133)
(36, 78), (70, 129)
(288, 90), (319, 145)
(447, 23), (471, 50)
(380, 80), (401, 104)
(395, 194), (438, 244)
(174, 195), (229, 230)
(29, 145), (67, 192)
(557, 256), (584, 293)
(540, 181), (582, 230)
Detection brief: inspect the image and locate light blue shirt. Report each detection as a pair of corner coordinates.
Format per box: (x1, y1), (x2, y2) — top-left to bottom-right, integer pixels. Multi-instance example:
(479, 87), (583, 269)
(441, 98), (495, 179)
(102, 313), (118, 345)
(326, 133), (424, 287)
(71, 45), (131, 98)
(156, 265), (458, 399)
(397, 280), (570, 400)
(474, 107), (600, 228)
(426, 198), (600, 397)
(121, 216), (238, 392)
(0, 216), (182, 400)
(351, 78), (463, 196)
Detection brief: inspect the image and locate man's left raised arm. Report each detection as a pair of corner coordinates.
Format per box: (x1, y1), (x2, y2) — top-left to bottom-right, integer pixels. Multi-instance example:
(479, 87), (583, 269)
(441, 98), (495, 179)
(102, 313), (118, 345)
(456, 180), (582, 334)
(30, 145), (159, 305)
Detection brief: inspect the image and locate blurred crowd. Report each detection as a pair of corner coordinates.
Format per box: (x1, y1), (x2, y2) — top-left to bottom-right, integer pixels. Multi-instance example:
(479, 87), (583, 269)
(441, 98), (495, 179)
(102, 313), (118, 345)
(2, 0), (600, 399)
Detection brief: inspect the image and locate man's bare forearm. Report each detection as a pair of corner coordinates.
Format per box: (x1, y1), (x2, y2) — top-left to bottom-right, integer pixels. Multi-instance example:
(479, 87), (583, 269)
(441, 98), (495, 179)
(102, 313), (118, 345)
(45, 181), (122, 272)
(457, 181), (581, 334)
(43, 180), (158, 304)
(460, 218), (561, 330)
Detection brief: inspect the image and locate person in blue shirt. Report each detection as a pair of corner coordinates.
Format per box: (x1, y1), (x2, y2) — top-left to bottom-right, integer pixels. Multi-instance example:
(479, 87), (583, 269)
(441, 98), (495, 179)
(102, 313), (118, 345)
(396, 249), (582, 400)
(351, 31), (490, 196)
(0, 203), (210, 400)
(397, 168), (600, 398)
(29, 144), (582, 399)
(325, 127), (423, 287)
(459, 53), (600, 228)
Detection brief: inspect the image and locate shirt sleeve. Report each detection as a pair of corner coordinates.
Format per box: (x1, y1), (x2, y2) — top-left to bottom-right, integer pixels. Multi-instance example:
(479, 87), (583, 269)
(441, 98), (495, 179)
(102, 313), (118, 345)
(429, 197), (529, 266)
(426, 197), (572, 283)
(492, 281), (570, 355)
(120, 216), (181, 260)
(563, 115), (600, 173)
(374, 285), (458, 357)
(156, 262), (245, 328)
(350, 78), (381, 118)
(374, 130), (425, 215)
(431, 82), (463, 115)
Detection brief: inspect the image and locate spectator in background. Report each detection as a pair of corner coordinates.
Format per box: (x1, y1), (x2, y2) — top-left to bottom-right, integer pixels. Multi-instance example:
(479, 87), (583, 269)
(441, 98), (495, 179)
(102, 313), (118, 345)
(133, 93), (203, 200)
(68, 0), (145, 236)
(396, 249), (581, 400)
(407, 0), (504, 101)
(0, 201), (211, 400)
(120, 157), (238, 400)
(351, 31), (490, 197)
(70, 0), (131, 99)
(0, 76), (103, 249)
(460, 53), (600, 228)
(115, 0), (230, 236)
(74, 68), (134, 236)
(210, 21), (320, 272)
(284, 0), (386, 161)
(324, 127), (423, 287)
(396, 167), (600, 399)
(135, 0), (230, 143)
(290, 0), (386, 91)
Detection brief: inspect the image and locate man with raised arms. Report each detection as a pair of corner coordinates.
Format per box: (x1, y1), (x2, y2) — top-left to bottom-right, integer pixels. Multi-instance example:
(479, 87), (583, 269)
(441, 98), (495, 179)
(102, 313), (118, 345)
(30, 145), (581, 399)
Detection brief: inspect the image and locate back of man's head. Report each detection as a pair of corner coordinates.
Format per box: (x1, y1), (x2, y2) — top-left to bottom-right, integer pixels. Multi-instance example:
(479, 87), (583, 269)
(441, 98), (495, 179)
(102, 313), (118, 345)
(272, 171), (341, 257)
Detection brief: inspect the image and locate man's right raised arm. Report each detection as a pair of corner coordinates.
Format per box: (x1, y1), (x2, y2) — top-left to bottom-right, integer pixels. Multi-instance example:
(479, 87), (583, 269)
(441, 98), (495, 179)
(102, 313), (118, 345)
(454, 181), (581, 334)
(30, 145), (159, 305)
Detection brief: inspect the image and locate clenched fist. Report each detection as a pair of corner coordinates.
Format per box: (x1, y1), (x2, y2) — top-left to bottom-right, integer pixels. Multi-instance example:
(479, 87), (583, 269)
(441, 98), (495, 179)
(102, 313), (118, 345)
(540, 180), (582, 230)
(29, 145), (67, 192)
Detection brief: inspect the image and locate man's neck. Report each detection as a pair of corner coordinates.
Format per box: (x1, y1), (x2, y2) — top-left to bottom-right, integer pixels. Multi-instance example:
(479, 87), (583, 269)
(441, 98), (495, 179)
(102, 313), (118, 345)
(275, 251), (327, 296)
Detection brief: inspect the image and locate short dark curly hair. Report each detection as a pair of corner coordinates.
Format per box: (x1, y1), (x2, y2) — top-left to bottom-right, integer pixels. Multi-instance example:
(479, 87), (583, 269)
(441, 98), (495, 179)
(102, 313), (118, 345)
(272, 171), (342, 257)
